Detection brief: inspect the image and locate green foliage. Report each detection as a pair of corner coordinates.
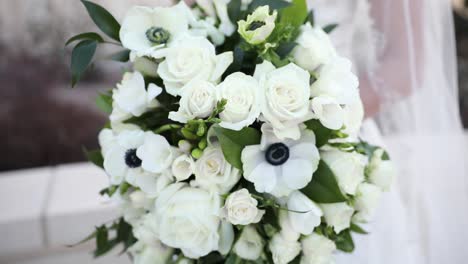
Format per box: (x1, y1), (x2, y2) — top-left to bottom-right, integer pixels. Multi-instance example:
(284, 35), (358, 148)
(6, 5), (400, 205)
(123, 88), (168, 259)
(123, 109), (169, 131)
(275, 41), (297, 59)
(83, 147), (104, 168)
(304, 119), (338, 147)
(213, 126), (261, 170)
(305, 10), (315, 26)
(81, 0), (121, 42)
(350, 223), (368, 234)
(301, 161), (347, 203)
(323, 24), (338, 34)
(66, 32), (104, 46)
(94, 218), (137, 257)
(108, 49), (131, 62)
(99, 186), (118, 197)
(95, 92), (113, 114)
(280, 0), (308, 28)
(248, 0), (291, 12)
(227, 0), (243, 24)
(71, 39), (97, 87)
(334, 229), (355, 253)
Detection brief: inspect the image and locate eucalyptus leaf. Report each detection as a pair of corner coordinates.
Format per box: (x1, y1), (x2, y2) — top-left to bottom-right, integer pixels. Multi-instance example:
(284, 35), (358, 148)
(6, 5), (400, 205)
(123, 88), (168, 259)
(83, 147), (104, 168)
(66, 32), (104, 46)
(323, 23), (338, 34)
(280, 0), (308, 28)
(301, 161), (347, 203)
(71, 39), (97, 87)
(213, 126), (261, 170)
(248, 0), (291, 11)
(81, 0), (121, 42)
(95, 93), (113, 114)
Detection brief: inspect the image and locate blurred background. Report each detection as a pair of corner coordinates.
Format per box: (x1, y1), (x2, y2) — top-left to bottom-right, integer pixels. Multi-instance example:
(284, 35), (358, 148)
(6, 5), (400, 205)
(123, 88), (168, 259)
(0, 0), (467, 172)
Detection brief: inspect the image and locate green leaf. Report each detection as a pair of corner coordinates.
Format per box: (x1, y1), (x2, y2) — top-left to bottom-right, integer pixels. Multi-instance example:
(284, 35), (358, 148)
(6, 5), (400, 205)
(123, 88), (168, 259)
(95, 93), (113, 114)
(213, 126), (261, 170)
(335, 229), (355, 253)
(107, 49), (130, 62)
(248, 0), (291, 11)
(304, 119), (333, 147)
(305, 10), (314, 25)
(301, 161), (347, 203)
(228, 0), (242, 23)
(81, 0), (121, 42)
(280, 0), (308, 28)
(276, 41), (297, 59)
(123, 109), (169, 131)
(350, 223), (368, 234)
(71, 39), (97, 87)
(83, 147), (104, 168)
(323, 23), (338, 34)
(66, 32), (104, 46)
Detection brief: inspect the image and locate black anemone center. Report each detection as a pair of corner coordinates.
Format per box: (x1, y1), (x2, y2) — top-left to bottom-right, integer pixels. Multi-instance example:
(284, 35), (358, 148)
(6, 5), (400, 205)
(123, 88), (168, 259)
(146, 27), (170, 45)
(265, 143), (290, 166)
(125, 149), (142, 168)
(248, 21), (266, 31)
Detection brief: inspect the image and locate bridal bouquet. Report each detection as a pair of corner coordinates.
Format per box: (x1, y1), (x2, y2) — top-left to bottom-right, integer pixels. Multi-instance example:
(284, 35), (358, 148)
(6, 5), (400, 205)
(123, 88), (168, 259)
(68, 0), (395, 263)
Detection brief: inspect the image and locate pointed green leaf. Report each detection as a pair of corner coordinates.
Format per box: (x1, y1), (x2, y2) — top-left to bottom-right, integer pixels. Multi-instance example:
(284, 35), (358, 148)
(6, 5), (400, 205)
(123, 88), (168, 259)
(280, 0), (308, 28)
(71, 39), (97, 87)
(228, 0), (242, 23)
(108, 49), (130, 62)
(248, 0), (291, 11)
(81, 0), (121, 42)
(323, 23), (338, 34)
(66, 32), (104, 46)
(83, 147), (104, 168)
(213, 126), (261, 170)
(276, 41), (297, 59)
(305, 10), (314, 25)
(335, 229), (355, 253)
(95, 93), (113, 113)
(304, 119), (333, 147)
(350, 223), (368, 234)
(301, 161), (347, 203)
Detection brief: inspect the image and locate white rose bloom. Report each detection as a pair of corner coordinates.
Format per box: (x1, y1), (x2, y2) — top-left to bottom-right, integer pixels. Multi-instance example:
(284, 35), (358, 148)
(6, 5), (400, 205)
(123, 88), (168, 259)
(103, 129), (146, 185)
(242, 124), (320, 197)
(132, 213), (160, 246)
(130, 241), (173, 264)
(157, 35), (233, 96)
(155, 183), (221, 258)
(311, 56), (359, 105)
(321, 149), (366, 195)
(233, 225), (264, 260)
(353, 183), (382, 223)
(126, 169), (174, 198)
(120, 2), (189, 58)
(172, 154), (195, 182)
(342, 98), (364, 138)
(112, 192), (147, 226)
(193, 146), (241, 194)
(278, 210), (301, 242)
(287, 191), (323, 235)
(301, 233), (336, 264)
(368, 149), (395, 191)
(320, 202), (354, 233)
(269, 233), (302, 264)
(128, 191), (154, 210)
(220, 189), (265, 225)
(310, 96), (345, 130)
(217, 72), (261, 130)
(293, 23), (337, 72)
(238, 6), (277, 45)
(113, 71), (162, 117)
(137, 132), (176, 174)
(255, 61), (311, 140)
(169, 79), (217, 123)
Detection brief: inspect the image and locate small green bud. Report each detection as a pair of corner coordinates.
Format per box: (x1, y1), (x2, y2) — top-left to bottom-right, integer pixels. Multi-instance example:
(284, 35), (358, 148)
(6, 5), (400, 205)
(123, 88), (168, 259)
(191, 148), (203, 159)
(181, 128), (198, 140)
(178, 140), (192, 153)
(198, 138), (207, 150)
(120, 182), (130, 195)
(197, 122), (207, 137)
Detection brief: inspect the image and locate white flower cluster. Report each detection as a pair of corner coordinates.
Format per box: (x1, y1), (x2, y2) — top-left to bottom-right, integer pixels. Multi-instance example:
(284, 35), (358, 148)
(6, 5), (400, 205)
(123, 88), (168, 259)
(73, 1), (396, 263)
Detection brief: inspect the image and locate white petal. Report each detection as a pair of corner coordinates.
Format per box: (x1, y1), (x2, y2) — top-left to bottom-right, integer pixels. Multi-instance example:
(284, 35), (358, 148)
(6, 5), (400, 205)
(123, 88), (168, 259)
(210, 51), (233, 82)
(103, 146), (127, 185)
(249, 162), (277, 193)
(253, 60), (275, 80)
(120, 6), (154, 52)
(281, 159), (314, 190)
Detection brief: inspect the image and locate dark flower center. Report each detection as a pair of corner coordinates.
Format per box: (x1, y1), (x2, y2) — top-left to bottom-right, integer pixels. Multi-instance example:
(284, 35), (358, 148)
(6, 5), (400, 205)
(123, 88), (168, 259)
(265, 143), (290, 166)
(125, 149), (142, 168)
(248, 21), (266, 31)
(146, 27), (170, 45)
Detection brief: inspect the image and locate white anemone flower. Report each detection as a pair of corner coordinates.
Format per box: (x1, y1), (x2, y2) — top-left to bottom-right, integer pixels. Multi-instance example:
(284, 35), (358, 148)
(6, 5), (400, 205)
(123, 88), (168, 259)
(241, 124), (320, 197)
(119, 2), (189, 58)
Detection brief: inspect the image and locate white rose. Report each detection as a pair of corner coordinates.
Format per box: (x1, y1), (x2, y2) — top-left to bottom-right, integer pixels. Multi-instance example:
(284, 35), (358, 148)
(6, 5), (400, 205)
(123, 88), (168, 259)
(137, 132), (175, 174)
(255, 61), (311, 140)
(310, 96), (345, 130)
(238, 6), (277, 45)
(120, 3), (189, 57)
(169, 79), (217, 123)
(233, 225), (264, 260)
(342, 98), (364, 138)
(321, 149), (366, 195)
(320, 202), (354, 233)
(172, 154), (195, 182)
(130, 241), (173, 264)
(287, 191), (323, 235)
(353, 183), (382, 223)
(293, 23), (337, 72)
(300, 233), (336, 264)
(157, 35), (233, 96)
(155, 183), (221, 258)
(113, 71), (162, 117)
(269, 233), (302, 264)
(132, 213), (160, 246)
(368, 149), (395, 191)
(193, 146), (241, 194)
(217, 72), (261, 130)
(310, 56), (359, 105)
(220, 189), (265, 225)
(112, 192), (146, 226)
(129, 191), (154, 210)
